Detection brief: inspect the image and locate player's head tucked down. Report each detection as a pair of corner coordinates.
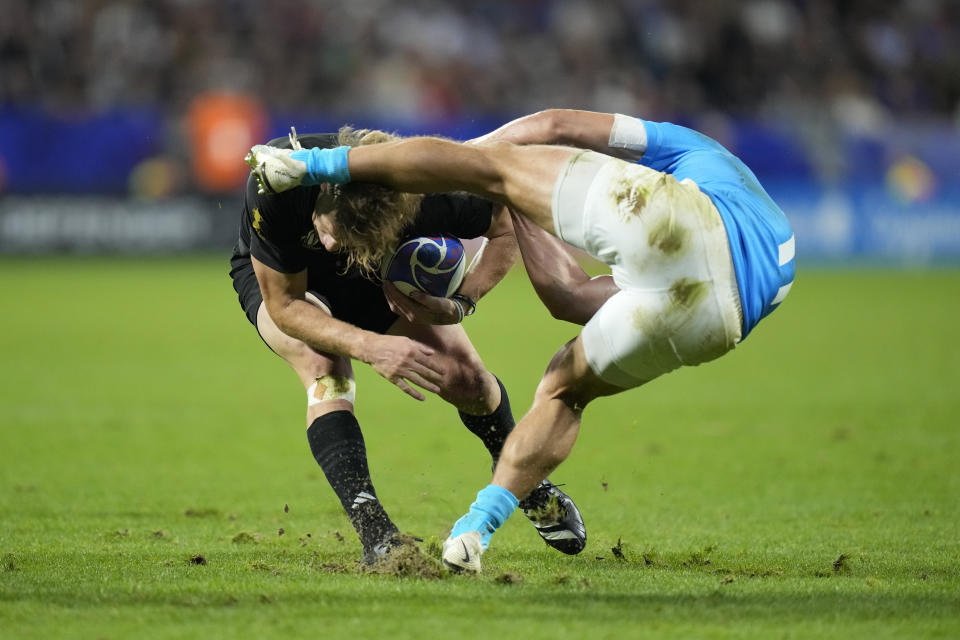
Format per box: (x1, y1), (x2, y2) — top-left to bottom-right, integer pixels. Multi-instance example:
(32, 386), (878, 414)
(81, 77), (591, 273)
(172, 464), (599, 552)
(315, 126), (421, 274)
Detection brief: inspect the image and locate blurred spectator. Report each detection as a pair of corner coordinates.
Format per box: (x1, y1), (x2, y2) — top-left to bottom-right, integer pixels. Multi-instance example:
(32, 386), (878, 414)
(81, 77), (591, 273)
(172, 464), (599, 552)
(1, 0), (958, 193)
(3, 0), (957, 123)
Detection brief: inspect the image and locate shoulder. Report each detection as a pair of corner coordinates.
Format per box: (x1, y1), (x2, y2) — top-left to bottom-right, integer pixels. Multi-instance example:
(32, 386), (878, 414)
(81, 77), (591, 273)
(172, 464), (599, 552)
(412, 193), (493, 239)
(244, 174), (319, 240)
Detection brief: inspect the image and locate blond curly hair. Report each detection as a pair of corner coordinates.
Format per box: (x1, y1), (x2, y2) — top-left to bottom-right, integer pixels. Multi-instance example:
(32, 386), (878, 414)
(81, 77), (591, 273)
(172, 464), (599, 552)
(320, 126), (422, 275)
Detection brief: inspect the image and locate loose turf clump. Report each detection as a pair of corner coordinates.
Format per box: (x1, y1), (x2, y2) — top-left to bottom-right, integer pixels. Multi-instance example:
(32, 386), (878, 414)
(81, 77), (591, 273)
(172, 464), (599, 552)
(611, 537), (627, 561)
(683, 545), (715, 567)
(362, 534), (444, 579)
(231, 532), (258, 544)
(3, 553), (19, 572)
(832, 553), (851, 574)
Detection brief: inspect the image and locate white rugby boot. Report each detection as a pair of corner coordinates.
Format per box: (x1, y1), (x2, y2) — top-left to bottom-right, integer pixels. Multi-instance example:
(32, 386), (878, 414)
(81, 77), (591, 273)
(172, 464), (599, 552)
(441, 530), (484, 574)
(244, 144), (307, 195)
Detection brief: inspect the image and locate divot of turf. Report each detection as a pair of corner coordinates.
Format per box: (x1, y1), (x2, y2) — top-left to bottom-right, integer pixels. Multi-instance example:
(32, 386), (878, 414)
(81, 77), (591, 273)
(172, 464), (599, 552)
(184, 508), (220, 518)
(611, 537), (626, 561)
(424, 536), (442, 559)
(316, 562), (351, 574)
(189, 554), (207, 566)
(3, 553), (19, 572)
(250, 561), (280, 575)
(833, 553), (851, 573)
(362, 534), (444, 580)
(683, 545), (715, 567)
(495, 572), (523, 585)
(231, 532), (258, 544)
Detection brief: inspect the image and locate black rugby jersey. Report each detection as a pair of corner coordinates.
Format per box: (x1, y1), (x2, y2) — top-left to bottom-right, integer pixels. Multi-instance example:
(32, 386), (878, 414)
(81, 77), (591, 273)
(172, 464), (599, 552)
(229, 132), (493, 280)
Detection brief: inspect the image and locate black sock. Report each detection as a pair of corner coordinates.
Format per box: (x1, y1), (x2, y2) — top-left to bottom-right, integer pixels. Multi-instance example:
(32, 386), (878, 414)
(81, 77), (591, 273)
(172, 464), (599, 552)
(458, 376), (515, 466)
(306, 411), (398, 549)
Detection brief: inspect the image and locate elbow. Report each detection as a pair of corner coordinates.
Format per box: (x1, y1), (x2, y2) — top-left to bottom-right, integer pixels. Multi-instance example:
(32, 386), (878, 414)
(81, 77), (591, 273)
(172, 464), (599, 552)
(548, 305), (587, 325)
(263, 296), (295, 334)
(535, 110), (566, 144)
(548, 305), (574, 323)
(536, 286), (579, 324)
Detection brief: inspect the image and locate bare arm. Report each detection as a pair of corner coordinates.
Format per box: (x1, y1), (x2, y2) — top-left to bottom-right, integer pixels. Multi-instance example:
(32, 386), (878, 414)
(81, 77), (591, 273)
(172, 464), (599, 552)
(348, 138), (572, 235)
(510, 211), (619, 326)
(458, 204), (519, 302)
(384, 205), (519, 324)
(470, 110), (630, 157)
(252, 256), (444, 400)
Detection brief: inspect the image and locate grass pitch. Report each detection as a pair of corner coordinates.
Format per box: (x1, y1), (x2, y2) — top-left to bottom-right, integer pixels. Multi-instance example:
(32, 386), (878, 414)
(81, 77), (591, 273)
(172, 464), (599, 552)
(1, 255), (958, 638)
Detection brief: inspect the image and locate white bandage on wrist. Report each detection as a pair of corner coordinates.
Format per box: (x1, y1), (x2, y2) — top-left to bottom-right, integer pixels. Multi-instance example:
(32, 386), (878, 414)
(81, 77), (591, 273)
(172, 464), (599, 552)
(307, 375), (356, 406)
(608, 113), (648, 160)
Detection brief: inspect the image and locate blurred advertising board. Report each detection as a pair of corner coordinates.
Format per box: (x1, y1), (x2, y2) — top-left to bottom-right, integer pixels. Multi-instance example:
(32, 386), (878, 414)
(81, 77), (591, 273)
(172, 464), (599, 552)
(0, 109), (958, 261)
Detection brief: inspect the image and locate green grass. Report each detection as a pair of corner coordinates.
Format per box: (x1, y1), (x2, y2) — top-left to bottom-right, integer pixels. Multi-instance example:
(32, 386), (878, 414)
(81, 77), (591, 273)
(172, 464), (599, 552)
(1, 255), (958, 638)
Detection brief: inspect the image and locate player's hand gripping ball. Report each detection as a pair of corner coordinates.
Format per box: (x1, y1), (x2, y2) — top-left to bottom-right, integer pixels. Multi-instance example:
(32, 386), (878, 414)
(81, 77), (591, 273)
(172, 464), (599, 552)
(382, 236), (466, 298)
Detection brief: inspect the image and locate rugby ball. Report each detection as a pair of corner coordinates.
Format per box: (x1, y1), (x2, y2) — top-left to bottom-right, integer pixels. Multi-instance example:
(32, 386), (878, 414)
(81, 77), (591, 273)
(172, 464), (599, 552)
(382, 236), (466, 298)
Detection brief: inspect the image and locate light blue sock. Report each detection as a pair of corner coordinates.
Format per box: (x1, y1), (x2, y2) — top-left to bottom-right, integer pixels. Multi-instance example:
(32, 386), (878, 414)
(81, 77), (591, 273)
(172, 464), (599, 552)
(449, 484), (519, 550)
(290, 145), (352, 185)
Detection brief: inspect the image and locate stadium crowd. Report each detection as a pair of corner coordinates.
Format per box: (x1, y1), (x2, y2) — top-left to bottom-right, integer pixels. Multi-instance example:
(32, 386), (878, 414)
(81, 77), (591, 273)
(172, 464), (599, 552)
(3, 0), (959, 127)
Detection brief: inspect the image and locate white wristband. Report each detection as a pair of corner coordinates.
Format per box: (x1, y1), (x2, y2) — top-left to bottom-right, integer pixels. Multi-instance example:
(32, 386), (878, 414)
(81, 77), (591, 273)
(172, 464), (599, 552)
(608, 113), (648, 160)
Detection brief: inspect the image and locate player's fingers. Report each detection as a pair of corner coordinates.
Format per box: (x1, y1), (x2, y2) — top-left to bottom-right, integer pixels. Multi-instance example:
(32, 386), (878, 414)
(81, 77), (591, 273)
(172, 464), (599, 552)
(414, 356), (442, 380)
(404, 369), (442, 395)
(385, 288), (423, 319)
(393, 377), (426, 402)
(407, 290), (444, 310)
(383, 281), (403, 303)
(383, 284), (409, 310)
(388, 298), (419, 323)
(411, 341), (436, 358)
(395, 305), (418, 323)
(412, 361), (444, 386)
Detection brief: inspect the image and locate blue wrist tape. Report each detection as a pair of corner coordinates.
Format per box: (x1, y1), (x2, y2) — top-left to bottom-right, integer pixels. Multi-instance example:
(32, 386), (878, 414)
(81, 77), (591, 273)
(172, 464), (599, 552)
(291, 145), (352, 185)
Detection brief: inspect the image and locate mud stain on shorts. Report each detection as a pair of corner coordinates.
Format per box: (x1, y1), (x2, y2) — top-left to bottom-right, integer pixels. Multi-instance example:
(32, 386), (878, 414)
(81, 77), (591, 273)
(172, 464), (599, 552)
(648, 216), (689, 254)
(610, 174), (648, 222)
(669, 278), (707, 310)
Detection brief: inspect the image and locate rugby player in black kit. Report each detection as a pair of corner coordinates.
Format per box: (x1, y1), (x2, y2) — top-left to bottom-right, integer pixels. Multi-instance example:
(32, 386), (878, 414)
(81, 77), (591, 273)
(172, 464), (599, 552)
(228, 128), (586, 564)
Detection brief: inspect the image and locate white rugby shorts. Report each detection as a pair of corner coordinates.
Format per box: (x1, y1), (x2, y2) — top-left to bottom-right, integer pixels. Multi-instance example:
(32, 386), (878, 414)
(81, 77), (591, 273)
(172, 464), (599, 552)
(552, 151), (743, 388)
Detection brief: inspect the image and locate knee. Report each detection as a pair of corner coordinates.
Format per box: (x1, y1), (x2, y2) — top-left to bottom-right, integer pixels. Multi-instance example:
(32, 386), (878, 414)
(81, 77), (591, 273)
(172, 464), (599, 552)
(435, 351), (492, 410)
(534, 341), (594, 413)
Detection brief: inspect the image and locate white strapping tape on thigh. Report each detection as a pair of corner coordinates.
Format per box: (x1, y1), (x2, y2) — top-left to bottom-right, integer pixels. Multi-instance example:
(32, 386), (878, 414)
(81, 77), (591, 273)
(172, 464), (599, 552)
(608, 113), (648, 160)
(307, 376), (356, 406)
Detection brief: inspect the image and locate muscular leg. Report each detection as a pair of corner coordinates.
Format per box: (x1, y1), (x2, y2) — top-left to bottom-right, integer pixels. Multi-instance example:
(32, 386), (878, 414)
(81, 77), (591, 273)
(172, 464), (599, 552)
(389, 318), (510, 462)
(441, 334), (624, 570)
(393, 317), (588, 556)
(492, 335), (624, 501)
(256, 294), (398, 562)
(389, 319), (499, 413)
(349, 139), (575, 236)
